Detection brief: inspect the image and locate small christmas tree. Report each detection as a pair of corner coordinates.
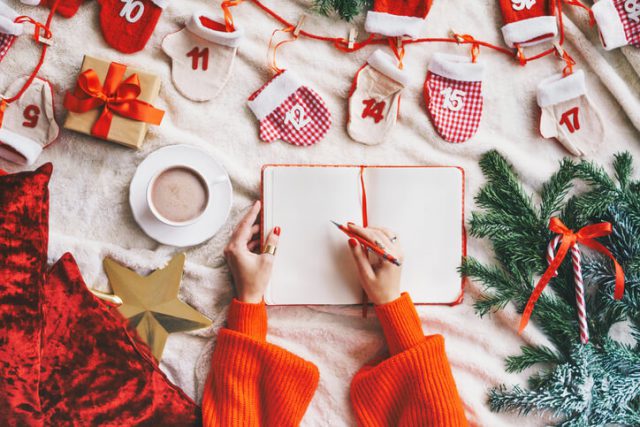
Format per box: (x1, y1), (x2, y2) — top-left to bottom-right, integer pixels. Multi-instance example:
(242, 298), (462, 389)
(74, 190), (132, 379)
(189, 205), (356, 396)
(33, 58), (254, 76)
(460, 151), (640, 425)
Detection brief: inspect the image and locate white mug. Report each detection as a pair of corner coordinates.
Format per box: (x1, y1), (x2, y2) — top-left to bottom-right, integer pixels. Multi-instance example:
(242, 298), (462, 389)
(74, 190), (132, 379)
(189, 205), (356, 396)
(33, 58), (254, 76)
(146, 165), (227, 227)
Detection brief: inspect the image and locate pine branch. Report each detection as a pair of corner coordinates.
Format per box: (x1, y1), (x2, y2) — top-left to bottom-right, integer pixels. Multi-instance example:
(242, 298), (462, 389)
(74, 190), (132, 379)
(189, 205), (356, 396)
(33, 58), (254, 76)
(540, 159), (576, 220)
(614, 152), (634, 190)
(465, 151), (640, 425)
(506, 345), (565, 373)
(311, 0), (372, 21)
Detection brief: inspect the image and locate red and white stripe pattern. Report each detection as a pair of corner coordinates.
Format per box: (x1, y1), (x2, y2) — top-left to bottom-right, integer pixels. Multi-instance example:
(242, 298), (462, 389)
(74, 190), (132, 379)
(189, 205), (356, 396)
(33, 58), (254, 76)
(547, 235), (589, 344)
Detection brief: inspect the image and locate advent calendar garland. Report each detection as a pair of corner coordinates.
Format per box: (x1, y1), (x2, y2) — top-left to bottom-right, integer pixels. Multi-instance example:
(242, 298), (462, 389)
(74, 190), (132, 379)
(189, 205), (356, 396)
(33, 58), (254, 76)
(0, 0), (625, 157)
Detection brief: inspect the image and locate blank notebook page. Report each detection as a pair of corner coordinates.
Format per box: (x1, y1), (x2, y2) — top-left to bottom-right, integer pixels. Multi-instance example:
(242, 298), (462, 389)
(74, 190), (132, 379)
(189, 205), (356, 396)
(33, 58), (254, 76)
(262, 166), (464, 305)
(263, 167), (364, 304)
(365, 167), (463, 304)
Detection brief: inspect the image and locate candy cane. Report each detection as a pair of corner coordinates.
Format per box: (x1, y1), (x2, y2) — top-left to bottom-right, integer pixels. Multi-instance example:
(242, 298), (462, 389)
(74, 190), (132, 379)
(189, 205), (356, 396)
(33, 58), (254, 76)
(547, 236), (589, 344)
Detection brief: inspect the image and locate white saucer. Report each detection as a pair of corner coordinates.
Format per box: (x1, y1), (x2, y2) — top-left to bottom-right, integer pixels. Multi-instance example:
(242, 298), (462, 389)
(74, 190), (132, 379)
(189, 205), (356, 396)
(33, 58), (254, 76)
(129, 144), (232, 247)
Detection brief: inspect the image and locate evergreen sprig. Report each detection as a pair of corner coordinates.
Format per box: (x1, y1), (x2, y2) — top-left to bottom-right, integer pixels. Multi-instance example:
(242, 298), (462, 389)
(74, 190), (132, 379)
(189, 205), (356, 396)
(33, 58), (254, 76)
(462, 150), (640, 425)
(312, 0), (372, 21)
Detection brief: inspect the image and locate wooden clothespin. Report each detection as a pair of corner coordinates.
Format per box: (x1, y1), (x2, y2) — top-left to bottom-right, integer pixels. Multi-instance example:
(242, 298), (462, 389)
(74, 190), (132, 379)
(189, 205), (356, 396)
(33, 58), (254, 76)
(34, 23), (53, 46)
(348, 28), (357, 50)
(552, 41), (564, 57)
(293, 14), (306, 37)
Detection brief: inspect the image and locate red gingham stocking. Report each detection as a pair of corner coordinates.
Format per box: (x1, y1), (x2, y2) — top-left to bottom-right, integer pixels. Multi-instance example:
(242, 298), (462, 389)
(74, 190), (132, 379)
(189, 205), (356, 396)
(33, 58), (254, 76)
(0, 1), (23, 62)
(424, 53), (485, 144)
(247, 70), (331, 147)
(593, 0), (640, 50)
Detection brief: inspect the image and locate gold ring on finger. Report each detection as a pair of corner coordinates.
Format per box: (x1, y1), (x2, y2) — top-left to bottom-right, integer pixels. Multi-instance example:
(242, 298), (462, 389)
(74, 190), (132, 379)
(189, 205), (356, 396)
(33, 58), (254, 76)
(262, 244), (277, 256)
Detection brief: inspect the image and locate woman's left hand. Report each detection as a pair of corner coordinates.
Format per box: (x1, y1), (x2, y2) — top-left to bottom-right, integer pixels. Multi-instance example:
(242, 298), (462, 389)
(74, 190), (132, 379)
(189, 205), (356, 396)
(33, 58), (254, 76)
(223, 201), (280, 304)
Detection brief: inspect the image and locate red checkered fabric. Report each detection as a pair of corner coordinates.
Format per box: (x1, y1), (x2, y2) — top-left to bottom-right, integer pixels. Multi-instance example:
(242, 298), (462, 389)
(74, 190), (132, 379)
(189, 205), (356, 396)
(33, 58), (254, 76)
(613, 0), (640, 47)
(248, 77), (331, 147)
(0, 33), (16, 62)
(424, 72), (483, 143)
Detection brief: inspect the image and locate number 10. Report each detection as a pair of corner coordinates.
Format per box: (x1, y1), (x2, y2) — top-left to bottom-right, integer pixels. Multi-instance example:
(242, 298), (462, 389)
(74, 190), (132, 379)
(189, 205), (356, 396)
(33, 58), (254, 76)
(120, 0), (144, 24)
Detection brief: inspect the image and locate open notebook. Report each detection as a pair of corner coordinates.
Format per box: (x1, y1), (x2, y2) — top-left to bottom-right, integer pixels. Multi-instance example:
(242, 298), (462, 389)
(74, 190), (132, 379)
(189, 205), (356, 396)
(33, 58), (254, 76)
(261, 165), (465, 305)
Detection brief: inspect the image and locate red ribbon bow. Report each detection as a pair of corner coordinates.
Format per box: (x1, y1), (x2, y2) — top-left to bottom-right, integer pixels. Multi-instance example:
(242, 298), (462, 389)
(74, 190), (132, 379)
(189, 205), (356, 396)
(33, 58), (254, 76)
(64, 62), (164, 139)
(519, 217), (625, 334)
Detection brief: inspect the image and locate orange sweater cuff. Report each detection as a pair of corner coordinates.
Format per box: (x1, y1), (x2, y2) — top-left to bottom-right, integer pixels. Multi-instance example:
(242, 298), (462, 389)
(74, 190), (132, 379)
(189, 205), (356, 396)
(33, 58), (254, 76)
(375, 292), (425, 355)
(226, 298), (268, 341)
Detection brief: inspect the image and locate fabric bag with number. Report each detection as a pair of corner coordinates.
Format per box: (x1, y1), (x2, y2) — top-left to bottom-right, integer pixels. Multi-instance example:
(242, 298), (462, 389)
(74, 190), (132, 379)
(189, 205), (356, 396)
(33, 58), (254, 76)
(424, 53), (485, 143)
(247, 70), (331, 147)
(498, 0), (558, 47)
(537, 70), (603, 156)
(593, 0), (640, 50)
(162, 12), (243, 102)
(0, 76), (59, 165)
(98, 0), (169, 53)
(347, 49), (407, 145)
(0, 1), (23, 62)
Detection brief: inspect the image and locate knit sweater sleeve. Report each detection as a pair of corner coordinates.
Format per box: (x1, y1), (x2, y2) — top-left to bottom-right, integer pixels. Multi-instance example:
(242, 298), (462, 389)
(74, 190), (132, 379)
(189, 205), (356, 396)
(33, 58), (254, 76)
(202, 299), (319, 427)
(350, 293), (468, 426)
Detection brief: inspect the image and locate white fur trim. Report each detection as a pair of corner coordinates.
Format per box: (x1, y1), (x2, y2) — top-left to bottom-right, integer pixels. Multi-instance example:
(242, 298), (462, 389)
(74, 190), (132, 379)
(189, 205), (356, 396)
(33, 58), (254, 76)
(248, 71), (303, 121)
(537, 70), (586, 107)
(365, 11), (424, 38)
(366, 50), (408, 86)
(0, 127), (43, 166)
(593, 0), (628, 50)
(501, 16), (558, 47)
(151, 0), (169, 8)
(428, 53), (485, 82)
(186, 12), (243, 47)
(19, 0), (40, 5)
(0, 1), (23, 36)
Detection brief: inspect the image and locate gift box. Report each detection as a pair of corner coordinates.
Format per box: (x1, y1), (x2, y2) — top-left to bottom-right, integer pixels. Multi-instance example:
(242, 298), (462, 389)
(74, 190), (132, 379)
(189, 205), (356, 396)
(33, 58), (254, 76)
(63, 55), (164, 149)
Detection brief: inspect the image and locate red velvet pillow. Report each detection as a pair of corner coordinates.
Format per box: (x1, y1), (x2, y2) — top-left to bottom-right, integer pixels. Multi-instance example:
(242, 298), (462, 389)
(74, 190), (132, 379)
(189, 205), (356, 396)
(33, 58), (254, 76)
(0, 165), (200, 425)
(40, 253), (200, 425)
(0, 163), (52, 424)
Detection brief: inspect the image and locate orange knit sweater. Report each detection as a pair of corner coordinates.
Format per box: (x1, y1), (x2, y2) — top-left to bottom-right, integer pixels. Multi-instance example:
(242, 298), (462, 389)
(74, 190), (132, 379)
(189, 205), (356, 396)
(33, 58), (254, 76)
(202, 293), (467, 426)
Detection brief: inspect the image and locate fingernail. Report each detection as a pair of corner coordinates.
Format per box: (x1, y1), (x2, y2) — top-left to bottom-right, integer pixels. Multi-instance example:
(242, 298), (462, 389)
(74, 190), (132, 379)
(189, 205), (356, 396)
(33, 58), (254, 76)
(348, 238), (357, 248)
(347, 222), (355, 227)
(274, 226), (281, 236)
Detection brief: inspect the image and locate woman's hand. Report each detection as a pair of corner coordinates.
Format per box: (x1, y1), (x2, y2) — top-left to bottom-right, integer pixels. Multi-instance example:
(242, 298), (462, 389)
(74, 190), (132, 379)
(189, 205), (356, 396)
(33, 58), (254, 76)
(347, 224), (403, 305)
(223, 201), (280, 304)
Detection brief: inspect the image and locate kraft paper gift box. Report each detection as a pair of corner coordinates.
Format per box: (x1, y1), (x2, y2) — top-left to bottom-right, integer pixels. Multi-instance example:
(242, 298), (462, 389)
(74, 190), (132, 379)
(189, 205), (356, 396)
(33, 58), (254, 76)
(63, 55), (164, 149)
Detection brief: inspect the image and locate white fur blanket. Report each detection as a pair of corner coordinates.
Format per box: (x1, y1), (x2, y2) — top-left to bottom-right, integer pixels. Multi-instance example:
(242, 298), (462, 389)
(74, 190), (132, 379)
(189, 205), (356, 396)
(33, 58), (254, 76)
(2, 0), (640, 425)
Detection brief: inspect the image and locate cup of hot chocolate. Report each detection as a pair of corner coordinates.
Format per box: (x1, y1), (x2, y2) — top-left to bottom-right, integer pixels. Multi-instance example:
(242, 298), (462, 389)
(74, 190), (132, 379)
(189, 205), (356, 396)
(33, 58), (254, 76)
(146, 165), (225, 227)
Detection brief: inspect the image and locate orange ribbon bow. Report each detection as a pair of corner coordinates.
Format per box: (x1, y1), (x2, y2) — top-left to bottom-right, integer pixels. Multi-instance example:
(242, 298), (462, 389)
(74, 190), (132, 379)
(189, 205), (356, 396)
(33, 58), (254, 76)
(64, 62), (164, 139)
(519, 217), (625, 334)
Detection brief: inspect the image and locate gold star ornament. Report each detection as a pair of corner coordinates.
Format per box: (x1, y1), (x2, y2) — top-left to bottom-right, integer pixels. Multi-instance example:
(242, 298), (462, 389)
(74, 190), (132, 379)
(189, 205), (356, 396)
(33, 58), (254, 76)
(104, 253), (212, 361)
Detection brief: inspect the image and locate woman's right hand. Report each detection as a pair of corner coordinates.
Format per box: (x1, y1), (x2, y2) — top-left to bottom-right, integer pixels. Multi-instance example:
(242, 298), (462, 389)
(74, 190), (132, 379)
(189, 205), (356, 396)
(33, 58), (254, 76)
(223, 201), (280, 304)
(347, 224), (403, 305)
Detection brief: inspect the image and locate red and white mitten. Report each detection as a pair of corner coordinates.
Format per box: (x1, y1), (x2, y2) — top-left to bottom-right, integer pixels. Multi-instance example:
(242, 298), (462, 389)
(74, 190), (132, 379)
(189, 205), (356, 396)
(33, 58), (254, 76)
(424, 53), (485, 143)
(537, 70), (603, 157)
(347, 50), (407, 145)
(365, 0), (433, 38)
(0, 76), (59, 165)
(21, 0), (85, 18)
(98, 0), (168, 53)
(162, 12), (243, 102)
(247, 70), (331, 147)
(499, 0), (558, 47)
(0, 1), (23, 62)
(592, 0), (640, 50)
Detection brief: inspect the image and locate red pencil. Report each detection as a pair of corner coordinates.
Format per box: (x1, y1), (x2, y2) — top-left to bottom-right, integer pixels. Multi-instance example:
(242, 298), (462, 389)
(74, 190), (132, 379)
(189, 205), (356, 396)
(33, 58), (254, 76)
(331, 221), (402, 266)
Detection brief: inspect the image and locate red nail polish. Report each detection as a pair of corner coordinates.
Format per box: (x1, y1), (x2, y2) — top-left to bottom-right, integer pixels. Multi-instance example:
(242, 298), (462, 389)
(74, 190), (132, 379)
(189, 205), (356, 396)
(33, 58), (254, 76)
(274, 226), (281, 236)
(348, 238), (357, 248)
